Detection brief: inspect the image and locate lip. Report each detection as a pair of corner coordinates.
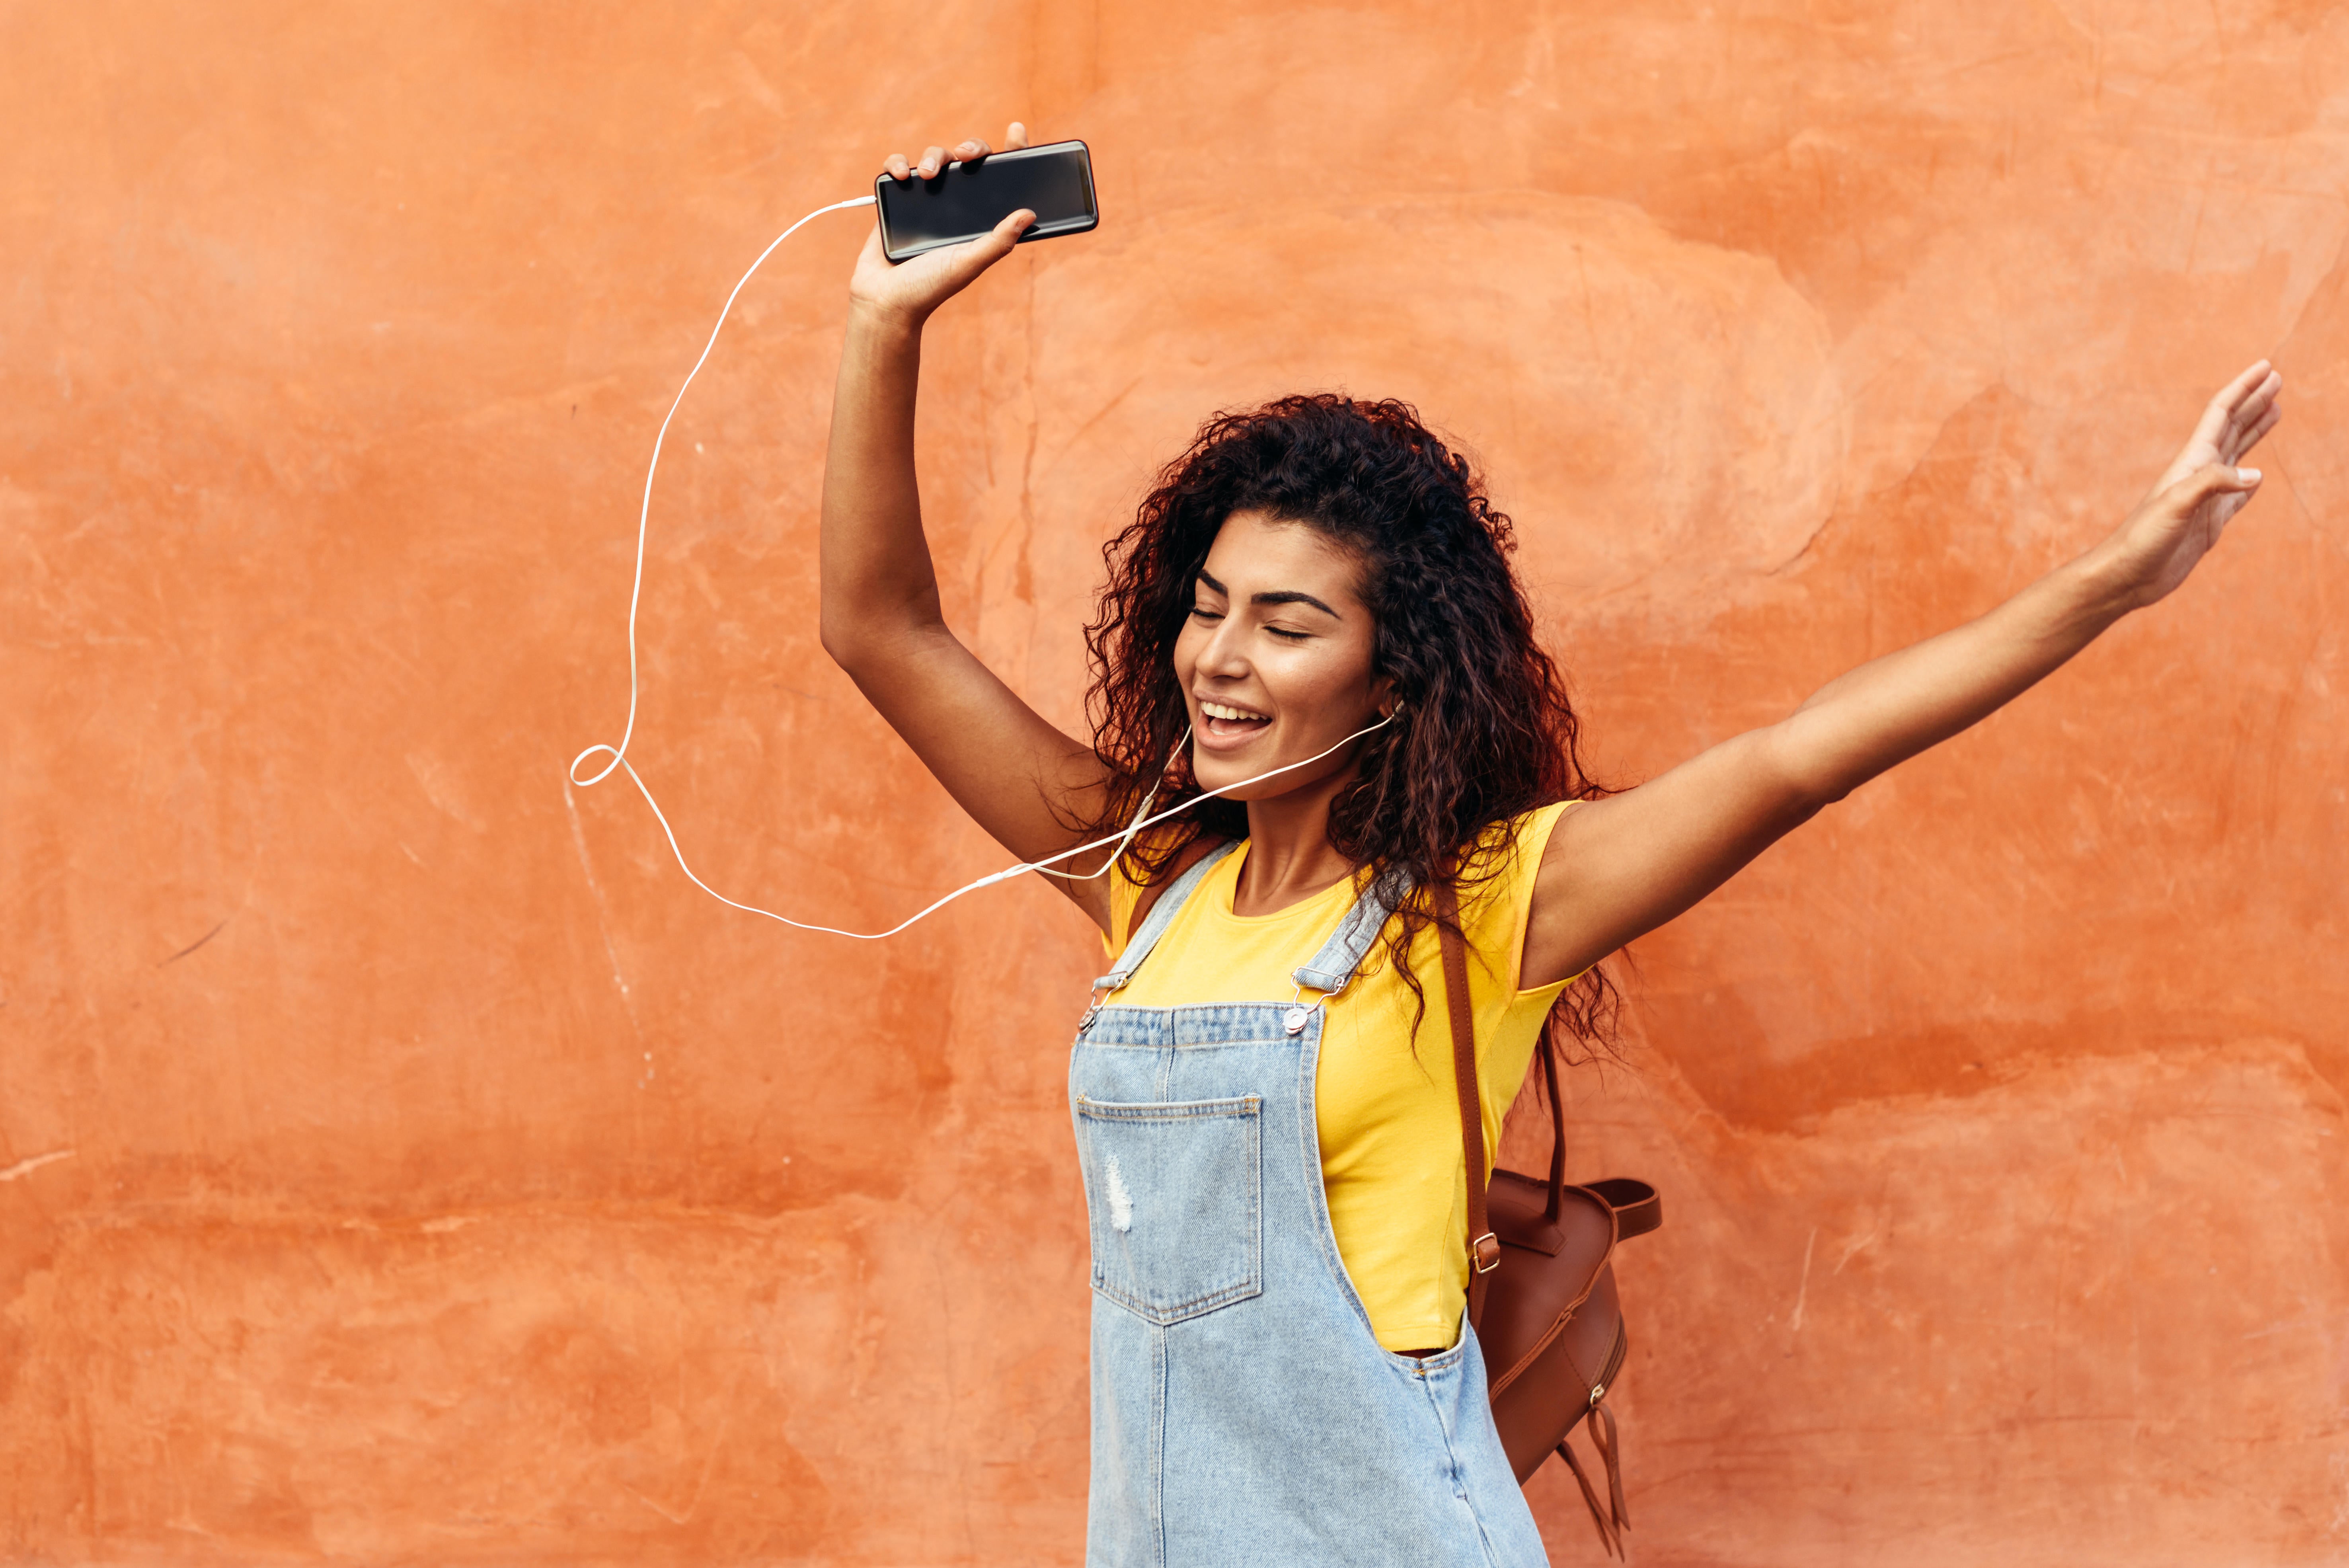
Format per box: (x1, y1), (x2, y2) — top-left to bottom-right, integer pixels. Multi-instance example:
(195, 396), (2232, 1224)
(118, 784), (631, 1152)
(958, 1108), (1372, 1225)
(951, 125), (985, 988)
(1191, 692), (1273, 752)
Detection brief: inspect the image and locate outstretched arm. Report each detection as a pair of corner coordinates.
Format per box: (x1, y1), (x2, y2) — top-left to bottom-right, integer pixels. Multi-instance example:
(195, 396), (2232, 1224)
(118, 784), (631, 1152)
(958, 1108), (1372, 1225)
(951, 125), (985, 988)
(820, 125), (1117, 930)
(1520, 361), (2284, 988)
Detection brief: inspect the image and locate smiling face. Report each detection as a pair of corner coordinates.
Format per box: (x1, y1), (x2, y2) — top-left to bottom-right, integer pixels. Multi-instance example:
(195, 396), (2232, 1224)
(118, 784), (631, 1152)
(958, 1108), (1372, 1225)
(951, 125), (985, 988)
(1173, 509), (1393, 802)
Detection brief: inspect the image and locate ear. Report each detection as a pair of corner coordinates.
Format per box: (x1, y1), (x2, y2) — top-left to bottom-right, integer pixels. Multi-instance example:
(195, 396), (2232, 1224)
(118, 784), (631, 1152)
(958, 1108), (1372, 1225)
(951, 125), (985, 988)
(1372, 672), (1401, 720)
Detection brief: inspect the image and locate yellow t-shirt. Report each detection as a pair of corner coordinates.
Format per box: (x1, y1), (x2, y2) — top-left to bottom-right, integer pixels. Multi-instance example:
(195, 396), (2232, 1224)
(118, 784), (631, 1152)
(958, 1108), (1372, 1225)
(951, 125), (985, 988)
(1105, 802), (1576, 1352)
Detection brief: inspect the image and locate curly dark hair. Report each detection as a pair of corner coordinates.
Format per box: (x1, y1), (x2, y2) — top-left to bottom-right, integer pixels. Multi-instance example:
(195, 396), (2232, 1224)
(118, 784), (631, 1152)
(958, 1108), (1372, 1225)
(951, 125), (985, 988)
(1082, 392), (1621, 1058)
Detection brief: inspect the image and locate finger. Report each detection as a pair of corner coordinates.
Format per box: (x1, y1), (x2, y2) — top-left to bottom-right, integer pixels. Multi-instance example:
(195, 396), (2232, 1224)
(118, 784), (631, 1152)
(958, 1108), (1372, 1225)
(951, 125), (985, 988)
(2191, 359), (2276, 449)
(2191, 460), (2263, 498)
(2227, 399), (2283, 462)
(931, 208), (1037, 289)
(980, 207), (1036, 253)
(954, 138), (992, 163)
(2211, 359), (2275, 417)
(884, 152), (911, 182)
(2189, 384), (2246, 451)
(916, 144), (949, 178)
(2220, 369), (2283, 449)
(2158, 463), (2257, 528)
(2227, 395), (2283, 463)
(2217, 369), (2279, 443)
(965, 208), (1034, 265)
(1006, 121), (1029, 150)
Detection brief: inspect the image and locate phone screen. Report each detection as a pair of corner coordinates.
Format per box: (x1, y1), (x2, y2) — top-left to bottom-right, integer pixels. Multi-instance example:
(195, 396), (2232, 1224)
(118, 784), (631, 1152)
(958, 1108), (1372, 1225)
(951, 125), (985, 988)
(874, 140), (1098, 263)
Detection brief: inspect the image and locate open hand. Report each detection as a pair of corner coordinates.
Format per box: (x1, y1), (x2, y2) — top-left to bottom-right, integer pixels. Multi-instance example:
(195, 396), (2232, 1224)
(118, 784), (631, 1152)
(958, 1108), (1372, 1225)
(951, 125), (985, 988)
(848, 123), (1035, 330)
(2101, 360), (2283, 608)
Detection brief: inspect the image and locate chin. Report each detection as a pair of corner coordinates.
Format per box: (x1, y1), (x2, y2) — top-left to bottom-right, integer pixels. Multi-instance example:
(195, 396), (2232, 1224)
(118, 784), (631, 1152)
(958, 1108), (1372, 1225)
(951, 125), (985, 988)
(1190, 756), (1271, 800)
(1191, 748), (1329, 805)
(1189, 761), (1253, 799)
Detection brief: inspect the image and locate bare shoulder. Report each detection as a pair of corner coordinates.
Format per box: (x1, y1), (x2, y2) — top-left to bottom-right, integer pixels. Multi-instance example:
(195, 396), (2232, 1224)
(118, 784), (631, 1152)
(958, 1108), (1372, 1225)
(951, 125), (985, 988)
(1520, 793), (1621, 990)
(1450, 800), (1581, 983)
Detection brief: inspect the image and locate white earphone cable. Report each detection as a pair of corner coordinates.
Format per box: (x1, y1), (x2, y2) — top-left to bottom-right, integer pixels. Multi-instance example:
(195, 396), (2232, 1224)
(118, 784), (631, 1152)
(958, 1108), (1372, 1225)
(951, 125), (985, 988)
(592, 712), (1393, 941)
(569, 192), (878, 794)
(567, 193), (1396, 940)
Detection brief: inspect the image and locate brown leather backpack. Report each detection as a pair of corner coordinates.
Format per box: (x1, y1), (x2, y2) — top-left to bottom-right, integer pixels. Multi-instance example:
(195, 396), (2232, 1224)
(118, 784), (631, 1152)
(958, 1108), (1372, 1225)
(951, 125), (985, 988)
(1435, 885), (1661, 1559)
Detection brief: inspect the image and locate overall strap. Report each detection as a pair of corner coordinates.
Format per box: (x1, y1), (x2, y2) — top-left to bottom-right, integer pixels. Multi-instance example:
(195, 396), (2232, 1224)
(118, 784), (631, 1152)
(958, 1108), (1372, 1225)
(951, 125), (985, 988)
(1290, 865), (1415, 995)
(1091, 837), (1240, 996)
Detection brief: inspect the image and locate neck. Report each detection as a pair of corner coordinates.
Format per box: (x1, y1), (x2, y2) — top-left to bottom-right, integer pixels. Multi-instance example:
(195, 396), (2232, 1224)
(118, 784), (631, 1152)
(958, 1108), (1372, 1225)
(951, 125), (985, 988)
(1233, 766), (1361, 918)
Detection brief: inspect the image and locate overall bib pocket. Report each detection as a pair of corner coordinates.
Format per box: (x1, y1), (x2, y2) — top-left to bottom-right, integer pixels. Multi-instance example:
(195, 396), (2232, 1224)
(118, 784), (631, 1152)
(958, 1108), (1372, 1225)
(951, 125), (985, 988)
(1075, 1094), (1263, 1325)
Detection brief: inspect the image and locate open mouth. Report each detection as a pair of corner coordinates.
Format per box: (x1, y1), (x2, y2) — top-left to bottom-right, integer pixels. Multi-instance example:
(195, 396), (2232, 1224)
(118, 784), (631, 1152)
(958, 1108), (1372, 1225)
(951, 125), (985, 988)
(1198, 698), (1272, 743)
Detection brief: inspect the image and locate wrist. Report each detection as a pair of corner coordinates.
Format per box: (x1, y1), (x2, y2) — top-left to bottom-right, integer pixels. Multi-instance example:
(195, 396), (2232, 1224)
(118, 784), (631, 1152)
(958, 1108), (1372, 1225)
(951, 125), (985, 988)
(2063, 537), (2151, 623)
(846, 297), (927, 343)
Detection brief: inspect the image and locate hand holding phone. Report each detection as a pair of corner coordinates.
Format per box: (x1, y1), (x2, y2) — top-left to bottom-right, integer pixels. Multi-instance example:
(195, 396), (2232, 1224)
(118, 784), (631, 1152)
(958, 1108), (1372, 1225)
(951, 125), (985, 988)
(848, 124), (1096, 329)
(875, 135), (1097, 262)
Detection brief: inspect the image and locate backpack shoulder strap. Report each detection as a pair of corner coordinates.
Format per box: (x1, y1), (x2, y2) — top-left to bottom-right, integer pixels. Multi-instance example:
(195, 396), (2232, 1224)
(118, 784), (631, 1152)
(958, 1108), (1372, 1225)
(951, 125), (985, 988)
(1434, 883), (1503, 1326)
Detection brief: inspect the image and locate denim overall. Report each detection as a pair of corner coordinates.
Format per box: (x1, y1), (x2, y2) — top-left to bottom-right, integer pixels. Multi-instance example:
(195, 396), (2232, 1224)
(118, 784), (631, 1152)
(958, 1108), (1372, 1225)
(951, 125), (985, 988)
(1069, 843), (1548, 1568)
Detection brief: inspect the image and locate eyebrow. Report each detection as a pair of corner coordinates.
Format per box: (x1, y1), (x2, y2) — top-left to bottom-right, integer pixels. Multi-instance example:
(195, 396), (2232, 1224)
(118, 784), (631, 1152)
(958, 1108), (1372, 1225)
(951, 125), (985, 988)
(1195, 569), (1342, 619)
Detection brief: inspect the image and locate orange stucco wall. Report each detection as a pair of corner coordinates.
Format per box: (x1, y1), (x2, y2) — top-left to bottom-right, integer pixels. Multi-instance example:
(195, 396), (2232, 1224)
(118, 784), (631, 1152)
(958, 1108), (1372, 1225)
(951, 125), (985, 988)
(6, 2), (2347, 1563)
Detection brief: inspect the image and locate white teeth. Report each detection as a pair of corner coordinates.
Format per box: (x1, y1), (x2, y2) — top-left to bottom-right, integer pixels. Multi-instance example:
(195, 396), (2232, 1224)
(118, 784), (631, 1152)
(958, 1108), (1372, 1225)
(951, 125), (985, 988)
(1201, 701), (1266, 722)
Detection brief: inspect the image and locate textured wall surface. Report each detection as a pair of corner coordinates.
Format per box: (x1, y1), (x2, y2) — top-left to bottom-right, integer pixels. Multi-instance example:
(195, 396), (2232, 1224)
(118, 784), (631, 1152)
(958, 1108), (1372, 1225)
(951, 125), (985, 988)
(6, 2), (2347, 1564)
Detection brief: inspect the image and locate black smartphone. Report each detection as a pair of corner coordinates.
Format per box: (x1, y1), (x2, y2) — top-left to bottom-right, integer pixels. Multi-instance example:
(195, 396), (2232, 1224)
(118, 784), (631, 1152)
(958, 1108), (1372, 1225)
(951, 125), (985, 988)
(874, 139), (1098, 264)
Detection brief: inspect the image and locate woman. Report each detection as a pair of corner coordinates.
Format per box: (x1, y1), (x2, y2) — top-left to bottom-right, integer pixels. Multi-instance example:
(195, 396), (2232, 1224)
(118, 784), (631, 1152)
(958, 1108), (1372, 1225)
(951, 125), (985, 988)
(820, 125), (2281, 1566)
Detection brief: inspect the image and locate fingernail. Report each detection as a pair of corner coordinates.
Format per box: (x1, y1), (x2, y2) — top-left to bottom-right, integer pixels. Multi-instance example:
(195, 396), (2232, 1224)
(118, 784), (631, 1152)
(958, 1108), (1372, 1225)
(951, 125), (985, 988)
(2239, 467), (2261, 484)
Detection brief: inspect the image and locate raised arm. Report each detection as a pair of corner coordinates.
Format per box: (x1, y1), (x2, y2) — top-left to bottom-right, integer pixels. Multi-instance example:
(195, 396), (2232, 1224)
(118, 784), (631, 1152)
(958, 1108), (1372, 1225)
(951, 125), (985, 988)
(1521, 361), (2284, 988)
(820, 125), (1116, 930)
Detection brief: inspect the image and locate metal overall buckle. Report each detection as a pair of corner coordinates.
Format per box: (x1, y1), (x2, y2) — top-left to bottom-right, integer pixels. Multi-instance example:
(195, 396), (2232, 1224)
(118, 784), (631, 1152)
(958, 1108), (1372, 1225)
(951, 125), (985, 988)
(1285, 973), (1352, 1036)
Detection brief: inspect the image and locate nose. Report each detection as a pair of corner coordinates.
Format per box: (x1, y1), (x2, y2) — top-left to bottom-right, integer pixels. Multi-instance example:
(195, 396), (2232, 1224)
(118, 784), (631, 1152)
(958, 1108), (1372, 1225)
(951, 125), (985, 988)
(1196, 615), (1252, 681)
